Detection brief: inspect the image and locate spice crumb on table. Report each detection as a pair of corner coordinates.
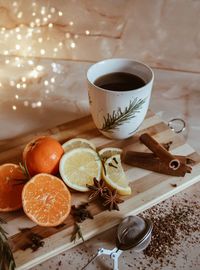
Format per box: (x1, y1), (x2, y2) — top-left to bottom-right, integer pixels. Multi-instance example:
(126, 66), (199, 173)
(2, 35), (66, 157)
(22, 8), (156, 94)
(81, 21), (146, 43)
(29, 182), (200, 270)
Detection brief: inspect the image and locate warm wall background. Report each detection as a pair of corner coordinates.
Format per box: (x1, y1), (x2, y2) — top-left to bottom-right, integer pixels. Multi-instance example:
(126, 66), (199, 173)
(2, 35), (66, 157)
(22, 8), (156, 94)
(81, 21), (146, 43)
(0, 0), (199, 149)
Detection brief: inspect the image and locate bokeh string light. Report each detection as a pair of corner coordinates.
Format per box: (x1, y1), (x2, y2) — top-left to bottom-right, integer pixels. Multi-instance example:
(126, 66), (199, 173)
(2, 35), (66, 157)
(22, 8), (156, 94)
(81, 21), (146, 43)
(0, 1), (90, 111)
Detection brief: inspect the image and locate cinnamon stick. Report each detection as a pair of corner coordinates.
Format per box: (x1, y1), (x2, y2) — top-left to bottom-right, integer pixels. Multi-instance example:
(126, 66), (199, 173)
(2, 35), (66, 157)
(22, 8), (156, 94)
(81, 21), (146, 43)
(124, 151), (192, 177)
(140, 133), (180, 170)
(123, 151), (194, 166)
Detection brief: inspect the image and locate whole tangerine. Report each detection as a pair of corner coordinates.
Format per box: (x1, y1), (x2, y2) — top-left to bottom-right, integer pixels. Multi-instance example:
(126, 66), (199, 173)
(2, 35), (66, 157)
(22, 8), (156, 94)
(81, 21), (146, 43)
(0, 163), (26, 212)
(23, 136), (64, 176)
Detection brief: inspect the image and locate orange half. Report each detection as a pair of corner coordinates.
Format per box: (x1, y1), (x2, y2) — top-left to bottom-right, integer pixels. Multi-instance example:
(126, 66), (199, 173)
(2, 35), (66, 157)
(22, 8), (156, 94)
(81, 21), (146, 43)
(22, 173), (71, 227)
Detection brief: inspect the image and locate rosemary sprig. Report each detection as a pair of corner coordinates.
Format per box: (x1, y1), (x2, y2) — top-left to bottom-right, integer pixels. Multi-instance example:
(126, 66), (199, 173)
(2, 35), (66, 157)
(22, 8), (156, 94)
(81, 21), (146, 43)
(71, 223), (84, 243)
(19, 162), (31, 180)
(0, 217), (16, 270)
(0, 217), (6, 224)
(100, 97), (146, 132)
(11, 162), (31, 186)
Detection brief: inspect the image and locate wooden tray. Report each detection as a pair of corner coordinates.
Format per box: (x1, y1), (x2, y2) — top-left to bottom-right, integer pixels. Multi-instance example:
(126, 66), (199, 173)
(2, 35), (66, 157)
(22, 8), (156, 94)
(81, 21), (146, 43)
(1, 111), (200, 270)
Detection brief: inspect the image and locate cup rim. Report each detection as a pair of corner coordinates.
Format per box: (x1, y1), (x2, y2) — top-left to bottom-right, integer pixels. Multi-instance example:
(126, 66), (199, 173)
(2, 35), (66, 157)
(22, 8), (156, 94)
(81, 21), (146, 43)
(87, 58), (154, 94)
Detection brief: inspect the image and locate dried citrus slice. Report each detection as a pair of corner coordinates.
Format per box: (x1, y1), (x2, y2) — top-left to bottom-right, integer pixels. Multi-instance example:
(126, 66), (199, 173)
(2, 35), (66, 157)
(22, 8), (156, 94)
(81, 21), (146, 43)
(59, 148), (102, 192)
(62, 138), (96, 153)
(98, 147), (122, 160)
(22, 173), (71, 227)
(102, 154), (131, 196)
(0, 163), (26, 212)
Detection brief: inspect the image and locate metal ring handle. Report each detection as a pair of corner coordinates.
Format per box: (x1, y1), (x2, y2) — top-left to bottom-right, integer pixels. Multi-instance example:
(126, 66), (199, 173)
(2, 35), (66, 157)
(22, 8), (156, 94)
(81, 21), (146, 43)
(168, 118), (186, 134)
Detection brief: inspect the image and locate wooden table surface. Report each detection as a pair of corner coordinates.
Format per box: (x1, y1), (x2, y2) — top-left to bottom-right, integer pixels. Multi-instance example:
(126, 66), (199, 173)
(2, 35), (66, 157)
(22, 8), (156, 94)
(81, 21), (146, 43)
(0, 0), (199, 269)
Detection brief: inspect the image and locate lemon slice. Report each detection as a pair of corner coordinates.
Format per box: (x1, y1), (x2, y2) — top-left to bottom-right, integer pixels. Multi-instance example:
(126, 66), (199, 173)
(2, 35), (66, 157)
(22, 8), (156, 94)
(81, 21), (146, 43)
(102, 154), (131, 195)
(59, 148), (101, 192)
(62, 138), (96, 153)
(98, 147), (122, 160)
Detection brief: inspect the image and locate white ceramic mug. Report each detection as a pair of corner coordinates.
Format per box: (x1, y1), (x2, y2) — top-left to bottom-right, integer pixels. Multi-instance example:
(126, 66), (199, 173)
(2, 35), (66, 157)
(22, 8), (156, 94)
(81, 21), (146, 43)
(87, 58), (154, 139)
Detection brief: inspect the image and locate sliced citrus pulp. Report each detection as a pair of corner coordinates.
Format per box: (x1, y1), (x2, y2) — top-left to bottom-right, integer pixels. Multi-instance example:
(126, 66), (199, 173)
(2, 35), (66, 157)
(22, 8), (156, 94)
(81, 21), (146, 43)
(98, 147), (122, 160)
(102, 154), (131, 196)
(22, 173), (71, 227)
(59, 148), (102, 192)
(62, 138), (96, 153)
(0, 163), (26, 212)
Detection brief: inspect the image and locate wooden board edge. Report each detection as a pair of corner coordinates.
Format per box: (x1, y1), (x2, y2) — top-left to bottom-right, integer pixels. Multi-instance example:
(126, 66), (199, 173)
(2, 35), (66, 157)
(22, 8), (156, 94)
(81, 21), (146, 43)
(15, 166), (200, 270)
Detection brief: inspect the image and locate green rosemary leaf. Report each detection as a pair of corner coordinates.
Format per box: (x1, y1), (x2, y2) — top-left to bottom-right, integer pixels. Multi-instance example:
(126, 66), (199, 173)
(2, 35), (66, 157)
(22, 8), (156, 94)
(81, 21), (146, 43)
(71, 232), (77, 243)
(0, 220), (16, 270)
(9, 260), (15, 270)
(71, 223), (84, 243)
(0, 225), (7, 236)
(100, 97), (146, 132)
(0, 217), (6, 224)
(19, 162), (31, 180)
(77, 224), (85, 242)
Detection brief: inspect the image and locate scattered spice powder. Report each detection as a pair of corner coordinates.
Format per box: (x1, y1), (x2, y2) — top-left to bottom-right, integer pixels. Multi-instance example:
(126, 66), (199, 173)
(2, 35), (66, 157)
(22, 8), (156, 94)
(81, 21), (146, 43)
(170, 183), (177, 187)
(141, 198), (200, 263)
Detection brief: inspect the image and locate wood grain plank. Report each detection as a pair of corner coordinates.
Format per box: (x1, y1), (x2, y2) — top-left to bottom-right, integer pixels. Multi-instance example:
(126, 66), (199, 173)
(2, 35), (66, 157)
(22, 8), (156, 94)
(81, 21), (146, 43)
(15, 161), (200, 270)
(5, 141), (196, 239)
(0, 110), (199, 270)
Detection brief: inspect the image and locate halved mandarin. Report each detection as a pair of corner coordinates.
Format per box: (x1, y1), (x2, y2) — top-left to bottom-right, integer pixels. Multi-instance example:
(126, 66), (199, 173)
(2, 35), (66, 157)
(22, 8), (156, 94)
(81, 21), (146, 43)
(22, 173), (71, 227)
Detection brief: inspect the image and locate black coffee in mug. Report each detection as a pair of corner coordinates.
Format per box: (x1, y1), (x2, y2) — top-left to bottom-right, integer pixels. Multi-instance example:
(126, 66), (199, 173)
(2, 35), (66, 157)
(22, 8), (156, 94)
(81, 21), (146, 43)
(94, 72), (146, 91)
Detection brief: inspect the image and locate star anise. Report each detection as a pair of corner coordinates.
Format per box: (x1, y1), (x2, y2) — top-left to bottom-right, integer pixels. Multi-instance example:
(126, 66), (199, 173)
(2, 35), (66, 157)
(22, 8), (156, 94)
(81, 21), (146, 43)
(102, 189), (124, 211)
(86, 178), (107, 201)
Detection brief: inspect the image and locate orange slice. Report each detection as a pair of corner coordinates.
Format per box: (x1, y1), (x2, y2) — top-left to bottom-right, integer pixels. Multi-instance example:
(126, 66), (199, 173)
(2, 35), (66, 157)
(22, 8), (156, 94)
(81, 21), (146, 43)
(0, 163), (26, 212)
(22, 173), (71, 227)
